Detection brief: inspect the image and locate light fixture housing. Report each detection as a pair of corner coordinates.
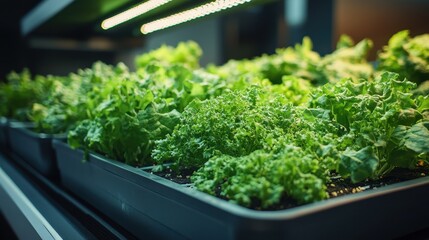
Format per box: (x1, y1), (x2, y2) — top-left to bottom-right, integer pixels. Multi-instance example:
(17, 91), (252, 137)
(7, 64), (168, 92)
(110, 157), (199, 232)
(141, 0), (252, 34)
(101, 0), (172, 30)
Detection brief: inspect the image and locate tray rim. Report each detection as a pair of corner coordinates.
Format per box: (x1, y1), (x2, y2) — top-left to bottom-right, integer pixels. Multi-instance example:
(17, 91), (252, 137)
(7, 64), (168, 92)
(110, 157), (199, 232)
(8, 123), (68, 139)
(0, 117), (7, 125)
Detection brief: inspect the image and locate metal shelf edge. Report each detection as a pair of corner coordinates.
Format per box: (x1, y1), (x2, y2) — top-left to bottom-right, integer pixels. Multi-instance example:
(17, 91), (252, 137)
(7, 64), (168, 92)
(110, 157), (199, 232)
(0, 164), (61, 240)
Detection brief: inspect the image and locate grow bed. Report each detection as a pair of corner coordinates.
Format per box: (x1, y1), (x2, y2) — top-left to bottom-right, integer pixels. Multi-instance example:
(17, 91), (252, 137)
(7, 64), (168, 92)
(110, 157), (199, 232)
(53, 140), (429, 239)
(8, 122), (66, 178)
(0, 117), (8, 151)
(155, 166), (428, 211)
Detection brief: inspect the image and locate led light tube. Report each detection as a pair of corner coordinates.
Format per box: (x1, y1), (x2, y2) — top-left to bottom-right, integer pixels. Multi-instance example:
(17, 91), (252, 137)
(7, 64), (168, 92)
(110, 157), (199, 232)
(102, 0), (172, 30)
(141, 0), (252, 34)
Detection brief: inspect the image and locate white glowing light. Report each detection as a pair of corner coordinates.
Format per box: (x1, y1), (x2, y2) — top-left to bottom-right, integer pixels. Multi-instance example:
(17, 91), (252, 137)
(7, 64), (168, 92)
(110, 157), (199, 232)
(141, 0), (252, 34)
(101, 0), (172, 30)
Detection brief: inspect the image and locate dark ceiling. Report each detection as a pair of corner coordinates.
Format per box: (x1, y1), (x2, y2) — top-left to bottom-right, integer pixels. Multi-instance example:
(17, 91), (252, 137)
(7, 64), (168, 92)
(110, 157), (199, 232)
(0, 0), (41, 33)
(2, 0), (276, 39)
(0, 0), (41, 78)
(0, 0), (277, 78)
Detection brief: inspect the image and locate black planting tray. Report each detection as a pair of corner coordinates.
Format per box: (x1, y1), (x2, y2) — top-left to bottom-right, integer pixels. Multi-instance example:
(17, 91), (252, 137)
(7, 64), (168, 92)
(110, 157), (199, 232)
(8, 122), (66, 178)
(0, 117), (8, 151)
(53, 140), (429, 240)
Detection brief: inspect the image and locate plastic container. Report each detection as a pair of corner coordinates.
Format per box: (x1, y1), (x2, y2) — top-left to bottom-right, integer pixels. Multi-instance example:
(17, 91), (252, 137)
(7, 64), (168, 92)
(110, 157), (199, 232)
(8, 123), (66, 178)
(53, 140), (429, 240)
(0, 117), (8, 152)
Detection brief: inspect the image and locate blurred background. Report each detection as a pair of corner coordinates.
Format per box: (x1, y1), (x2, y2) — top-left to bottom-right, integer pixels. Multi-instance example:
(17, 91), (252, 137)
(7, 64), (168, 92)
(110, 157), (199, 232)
(1, 0), (429, 79)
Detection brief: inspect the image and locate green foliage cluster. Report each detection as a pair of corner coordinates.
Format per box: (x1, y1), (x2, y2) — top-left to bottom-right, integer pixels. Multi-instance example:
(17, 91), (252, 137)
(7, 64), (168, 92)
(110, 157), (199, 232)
(135, 41), (202, 70)
(155, 72), (428, 208)
(68, 62), (225, 166)
(311, 72), (429, 182)
(319, 35), (374, 84)
(153, 87), (295, 168)
(0, 70), (53, 121)
(378, 30), (429, 84)
(207, 35), (373, 86)
(192, 147), (328, 208)
(154, 87), (341, 206)
(1, 31), (428, 209)
(30, 62), (130, 134)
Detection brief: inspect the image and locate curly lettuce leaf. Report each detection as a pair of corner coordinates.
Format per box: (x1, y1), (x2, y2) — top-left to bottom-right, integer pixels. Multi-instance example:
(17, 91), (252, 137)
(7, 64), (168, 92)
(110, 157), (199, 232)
(378, 30), (429, 84)
(320, 35), (374, 84)
(135, 41), (202, 70)
(153, 87), (297, 168)
(69, 61), (223, 166)
(192, 147), (327, 208)
(338, 147), (379, 183)
(311, 71), (426, 181)
(29, 62), (131, 134)
(0, 69), (51, 121)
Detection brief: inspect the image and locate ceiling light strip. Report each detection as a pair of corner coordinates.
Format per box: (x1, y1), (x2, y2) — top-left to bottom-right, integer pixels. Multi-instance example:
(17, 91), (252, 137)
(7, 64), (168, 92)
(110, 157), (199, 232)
(141, 0), (252, 34)
(101, 0), (172, 30)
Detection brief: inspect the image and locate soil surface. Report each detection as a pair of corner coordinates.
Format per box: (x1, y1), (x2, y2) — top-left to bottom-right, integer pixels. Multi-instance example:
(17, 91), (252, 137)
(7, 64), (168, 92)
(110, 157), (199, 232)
(151, 167), (194, 184)
(147, 166), (428, 211)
